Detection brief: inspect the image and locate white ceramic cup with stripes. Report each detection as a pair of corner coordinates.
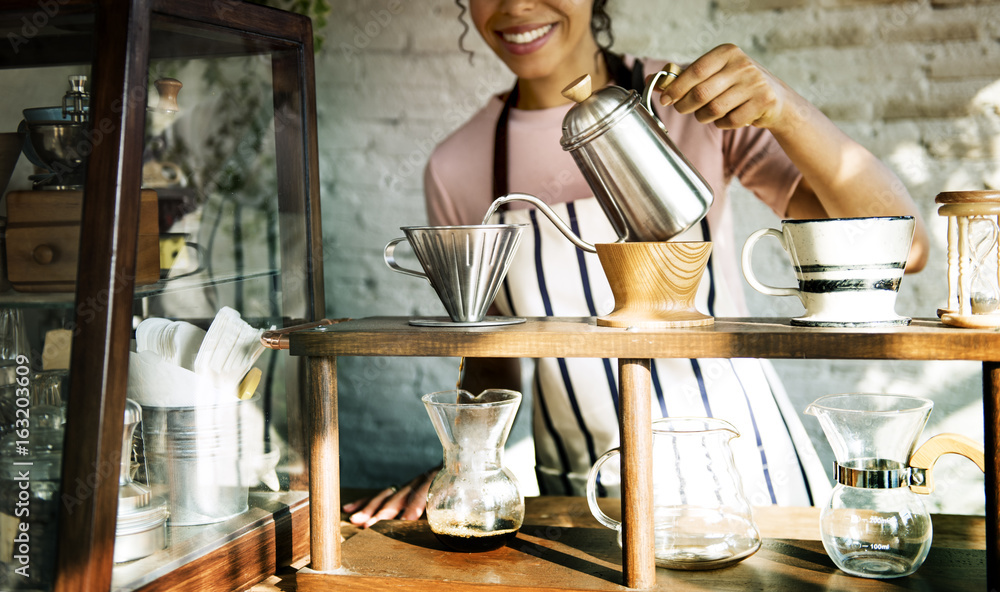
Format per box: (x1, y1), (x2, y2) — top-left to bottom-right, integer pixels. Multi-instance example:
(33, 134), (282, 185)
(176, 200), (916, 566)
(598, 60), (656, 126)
(741, 216), (915, 327)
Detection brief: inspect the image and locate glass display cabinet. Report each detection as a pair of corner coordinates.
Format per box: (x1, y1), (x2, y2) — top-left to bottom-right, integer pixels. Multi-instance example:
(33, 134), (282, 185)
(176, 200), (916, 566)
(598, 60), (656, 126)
(0, 1), (324, 591)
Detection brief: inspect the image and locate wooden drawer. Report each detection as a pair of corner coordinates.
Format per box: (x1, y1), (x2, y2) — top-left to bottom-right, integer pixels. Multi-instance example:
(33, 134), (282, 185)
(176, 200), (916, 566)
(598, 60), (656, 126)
(5, 189), (159, 292)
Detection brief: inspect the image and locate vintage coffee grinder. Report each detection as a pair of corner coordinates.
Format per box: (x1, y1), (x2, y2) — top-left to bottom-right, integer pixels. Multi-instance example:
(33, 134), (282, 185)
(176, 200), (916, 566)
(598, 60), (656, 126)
(20, 74), (89, 190)
(4, 75), (160, 292)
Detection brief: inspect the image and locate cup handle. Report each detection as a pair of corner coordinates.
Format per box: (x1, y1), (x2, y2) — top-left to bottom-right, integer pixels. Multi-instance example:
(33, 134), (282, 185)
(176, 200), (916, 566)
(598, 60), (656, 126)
(586, 448), (622, 532)
(383, 237), (428, 280)
(741, 227), (800, 297)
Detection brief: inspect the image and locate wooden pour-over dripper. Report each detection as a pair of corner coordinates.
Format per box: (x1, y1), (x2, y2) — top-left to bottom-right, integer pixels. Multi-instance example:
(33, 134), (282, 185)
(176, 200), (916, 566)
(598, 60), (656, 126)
(596, 241), (714, 328)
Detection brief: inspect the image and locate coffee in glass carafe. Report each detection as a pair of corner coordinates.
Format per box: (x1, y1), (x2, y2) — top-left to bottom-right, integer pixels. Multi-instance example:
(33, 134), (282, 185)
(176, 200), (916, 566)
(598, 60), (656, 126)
(422, 389), (524, 552)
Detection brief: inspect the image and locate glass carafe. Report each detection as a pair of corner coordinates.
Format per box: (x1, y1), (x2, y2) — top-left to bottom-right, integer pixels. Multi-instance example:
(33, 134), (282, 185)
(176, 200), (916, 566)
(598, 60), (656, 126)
(422, 389), (524, 552)
(806, 394), (985, 579)
(586, 417), (761, 570)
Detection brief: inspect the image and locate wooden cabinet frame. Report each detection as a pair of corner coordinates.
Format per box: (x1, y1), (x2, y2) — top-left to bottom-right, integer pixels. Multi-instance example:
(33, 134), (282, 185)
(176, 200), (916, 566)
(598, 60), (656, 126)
(0, 1), (325, 589)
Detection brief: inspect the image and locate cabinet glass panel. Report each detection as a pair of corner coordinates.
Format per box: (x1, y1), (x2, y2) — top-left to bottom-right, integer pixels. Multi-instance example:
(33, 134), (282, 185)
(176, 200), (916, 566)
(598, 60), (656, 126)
(111, 14), (311, 589)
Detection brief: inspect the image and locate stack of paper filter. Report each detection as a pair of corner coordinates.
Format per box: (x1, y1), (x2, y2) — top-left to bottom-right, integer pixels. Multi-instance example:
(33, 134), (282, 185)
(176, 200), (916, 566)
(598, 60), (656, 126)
(129, 306), (265, 406)
(127, 308), (280, 527)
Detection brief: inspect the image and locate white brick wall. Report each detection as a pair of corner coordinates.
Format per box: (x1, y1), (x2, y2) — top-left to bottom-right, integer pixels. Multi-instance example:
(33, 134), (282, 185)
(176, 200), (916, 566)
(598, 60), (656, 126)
(319, 0), (998, 512)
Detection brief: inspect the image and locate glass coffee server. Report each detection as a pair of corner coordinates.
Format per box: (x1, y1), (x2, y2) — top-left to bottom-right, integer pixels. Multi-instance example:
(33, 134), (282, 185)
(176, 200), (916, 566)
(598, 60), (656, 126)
(0, 2), (324, 591)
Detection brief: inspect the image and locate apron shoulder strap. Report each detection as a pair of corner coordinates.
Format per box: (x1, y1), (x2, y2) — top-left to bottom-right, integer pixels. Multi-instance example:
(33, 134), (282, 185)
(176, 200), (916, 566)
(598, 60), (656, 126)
(492, 85), (517, 199)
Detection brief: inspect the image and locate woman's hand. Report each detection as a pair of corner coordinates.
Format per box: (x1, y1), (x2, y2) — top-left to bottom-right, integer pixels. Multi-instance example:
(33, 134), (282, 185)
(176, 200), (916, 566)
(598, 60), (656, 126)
(656, 44), (929, 271)
(342, 468), (438, 529)
(657, 43), (795, 132)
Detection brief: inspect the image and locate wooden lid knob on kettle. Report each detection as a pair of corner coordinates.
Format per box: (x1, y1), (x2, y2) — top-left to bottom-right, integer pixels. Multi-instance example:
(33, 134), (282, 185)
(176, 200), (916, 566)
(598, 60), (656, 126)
(561, 63), (682, 103)
(562, 74), (593, 103)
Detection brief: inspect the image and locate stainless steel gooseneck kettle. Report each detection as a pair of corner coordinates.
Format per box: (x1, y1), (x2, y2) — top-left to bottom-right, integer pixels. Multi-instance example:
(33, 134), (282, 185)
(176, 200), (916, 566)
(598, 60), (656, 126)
(485, 65), (715, 253)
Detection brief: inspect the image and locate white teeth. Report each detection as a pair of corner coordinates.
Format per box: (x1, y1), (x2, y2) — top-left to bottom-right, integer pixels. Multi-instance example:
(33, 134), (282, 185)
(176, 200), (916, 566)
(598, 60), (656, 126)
(502, 24), (553, 45)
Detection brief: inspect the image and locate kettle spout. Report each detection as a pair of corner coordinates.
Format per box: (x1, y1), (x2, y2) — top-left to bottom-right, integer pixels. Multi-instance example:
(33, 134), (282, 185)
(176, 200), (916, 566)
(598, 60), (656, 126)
(484, 193), (600, 253)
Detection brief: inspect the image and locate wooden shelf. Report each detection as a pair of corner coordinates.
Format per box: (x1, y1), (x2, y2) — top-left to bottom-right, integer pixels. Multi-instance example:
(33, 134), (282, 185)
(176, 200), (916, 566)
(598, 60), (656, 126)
(0, 1), (307, 68)
(288, 316), (1000, 361)
(287, 316), (999, 590)
(297, 498), (986, 592)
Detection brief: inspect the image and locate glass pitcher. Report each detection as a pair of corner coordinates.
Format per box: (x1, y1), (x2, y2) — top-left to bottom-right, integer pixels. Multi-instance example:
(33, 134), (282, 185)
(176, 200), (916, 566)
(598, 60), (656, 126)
(422, 389), (524, 552)
(586, 417), (761, 570)
(806, 394), (986, 579)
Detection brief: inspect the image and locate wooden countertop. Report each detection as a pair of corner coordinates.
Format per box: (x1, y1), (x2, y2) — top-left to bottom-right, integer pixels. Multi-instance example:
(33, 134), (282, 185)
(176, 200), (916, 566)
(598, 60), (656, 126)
(253, 493), (986, 592)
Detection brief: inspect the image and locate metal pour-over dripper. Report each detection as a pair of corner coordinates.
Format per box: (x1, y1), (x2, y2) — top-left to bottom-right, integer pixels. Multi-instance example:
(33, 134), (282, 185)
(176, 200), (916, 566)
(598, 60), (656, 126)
(384, 224), (527, 325)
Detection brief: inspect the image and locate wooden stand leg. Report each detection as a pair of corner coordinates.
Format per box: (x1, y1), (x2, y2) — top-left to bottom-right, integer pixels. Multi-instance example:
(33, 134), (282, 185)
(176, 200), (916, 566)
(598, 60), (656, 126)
(309, 356), (340, 571)
(984, 362), (998, 592)
(619, 358), (655, 589)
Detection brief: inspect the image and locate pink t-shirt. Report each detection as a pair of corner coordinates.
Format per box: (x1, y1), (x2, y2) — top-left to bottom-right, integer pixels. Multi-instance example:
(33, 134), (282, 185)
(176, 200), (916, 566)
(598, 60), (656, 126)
(424, 56), (802, 315)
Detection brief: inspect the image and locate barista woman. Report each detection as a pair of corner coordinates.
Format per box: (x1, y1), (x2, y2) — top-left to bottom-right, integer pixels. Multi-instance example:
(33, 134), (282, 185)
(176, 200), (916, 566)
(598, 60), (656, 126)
(344, 0), (929, 528)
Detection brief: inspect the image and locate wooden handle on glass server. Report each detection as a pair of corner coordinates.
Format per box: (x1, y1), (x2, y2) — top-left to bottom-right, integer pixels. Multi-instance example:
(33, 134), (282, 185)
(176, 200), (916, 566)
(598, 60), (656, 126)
(909, 433), (986, 495)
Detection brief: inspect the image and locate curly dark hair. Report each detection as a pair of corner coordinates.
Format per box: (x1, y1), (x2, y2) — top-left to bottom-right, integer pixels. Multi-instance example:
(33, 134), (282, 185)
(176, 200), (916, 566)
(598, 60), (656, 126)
(455, 0), (614, 63)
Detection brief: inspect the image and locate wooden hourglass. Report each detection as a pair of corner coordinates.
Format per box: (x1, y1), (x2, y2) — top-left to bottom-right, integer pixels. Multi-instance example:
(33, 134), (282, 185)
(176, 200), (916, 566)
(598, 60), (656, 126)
(936, 190), (1000, 328)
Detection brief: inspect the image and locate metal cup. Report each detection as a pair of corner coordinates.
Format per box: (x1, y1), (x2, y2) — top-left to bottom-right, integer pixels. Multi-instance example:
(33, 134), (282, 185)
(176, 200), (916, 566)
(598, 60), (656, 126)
(141, 399), (256, 526)
(384, 224), (526, 323)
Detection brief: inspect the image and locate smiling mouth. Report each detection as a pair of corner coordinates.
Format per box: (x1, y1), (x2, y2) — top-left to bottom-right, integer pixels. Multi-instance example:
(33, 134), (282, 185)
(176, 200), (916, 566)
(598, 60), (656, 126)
(500, 24), (554, 45)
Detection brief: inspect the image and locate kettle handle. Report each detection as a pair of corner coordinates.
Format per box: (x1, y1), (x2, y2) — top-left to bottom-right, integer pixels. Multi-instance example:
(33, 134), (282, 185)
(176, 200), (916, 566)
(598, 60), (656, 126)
(909, 433), (985, 495)
(641, 63), (683, 115)
(384, 237), (429, 281)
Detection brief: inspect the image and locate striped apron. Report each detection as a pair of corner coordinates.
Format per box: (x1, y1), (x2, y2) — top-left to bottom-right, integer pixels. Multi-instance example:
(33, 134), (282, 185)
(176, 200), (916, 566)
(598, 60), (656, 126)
(489, 52), (829, 507)
(489, 198), (829, 506)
